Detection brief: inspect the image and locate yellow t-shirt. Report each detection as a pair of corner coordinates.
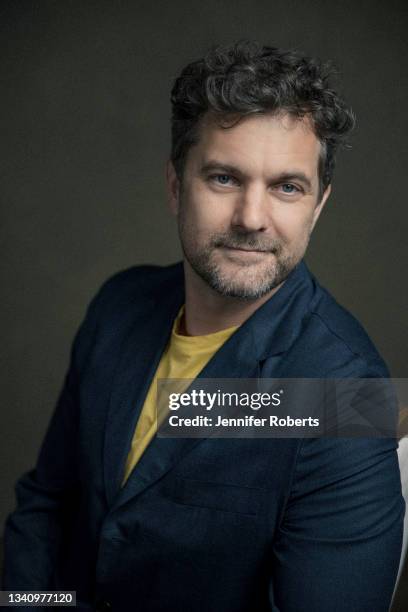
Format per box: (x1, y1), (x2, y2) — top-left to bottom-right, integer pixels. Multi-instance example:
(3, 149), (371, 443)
(121, 307), (238, 485)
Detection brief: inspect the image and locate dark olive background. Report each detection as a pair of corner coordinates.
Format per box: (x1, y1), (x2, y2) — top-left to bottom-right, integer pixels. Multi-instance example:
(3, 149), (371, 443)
(1, 1), (407, 591)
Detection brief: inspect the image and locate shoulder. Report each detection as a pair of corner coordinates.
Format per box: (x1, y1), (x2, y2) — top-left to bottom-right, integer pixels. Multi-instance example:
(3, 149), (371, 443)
(95, 261), (183, 304)
(69, 262), (183, 369)
(87, 261), (184, 316)
(75, 262), (183, 338)
(296, 271), (389, 377)
(282, 267), (389, 378)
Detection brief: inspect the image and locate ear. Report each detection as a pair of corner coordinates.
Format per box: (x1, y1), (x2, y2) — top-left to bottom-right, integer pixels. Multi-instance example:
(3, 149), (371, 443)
(166, 160), (181, 216)
(311, 183), (331, 231)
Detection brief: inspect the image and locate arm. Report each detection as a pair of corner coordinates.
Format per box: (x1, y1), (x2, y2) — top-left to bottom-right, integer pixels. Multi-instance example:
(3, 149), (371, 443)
(2, 291), (99, 590)
(270, 437), (405, 612)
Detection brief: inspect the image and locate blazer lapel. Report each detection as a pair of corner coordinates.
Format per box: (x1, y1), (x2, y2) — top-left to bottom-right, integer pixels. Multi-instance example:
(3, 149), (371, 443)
(109, 324), (261, 512)
(103, 287), (184, 507)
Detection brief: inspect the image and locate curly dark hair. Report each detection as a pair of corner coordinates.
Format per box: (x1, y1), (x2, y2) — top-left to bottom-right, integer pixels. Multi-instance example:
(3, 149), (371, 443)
(170, 40), (355, 199)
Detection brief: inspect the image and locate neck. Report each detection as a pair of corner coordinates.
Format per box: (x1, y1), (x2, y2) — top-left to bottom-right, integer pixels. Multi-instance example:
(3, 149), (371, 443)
(181, 261), (283, 336)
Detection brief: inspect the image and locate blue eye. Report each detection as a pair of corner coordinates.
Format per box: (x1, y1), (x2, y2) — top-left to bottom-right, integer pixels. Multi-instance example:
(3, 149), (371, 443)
(281, 183), (298, 194)
(215, 174), (232, 185)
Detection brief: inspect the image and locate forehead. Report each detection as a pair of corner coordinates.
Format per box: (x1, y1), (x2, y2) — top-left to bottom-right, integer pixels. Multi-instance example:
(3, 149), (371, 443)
(189, 112), (322, 179)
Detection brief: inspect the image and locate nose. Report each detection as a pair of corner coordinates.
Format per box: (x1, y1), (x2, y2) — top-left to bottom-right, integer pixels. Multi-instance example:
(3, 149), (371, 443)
(231, 184), (269, 233)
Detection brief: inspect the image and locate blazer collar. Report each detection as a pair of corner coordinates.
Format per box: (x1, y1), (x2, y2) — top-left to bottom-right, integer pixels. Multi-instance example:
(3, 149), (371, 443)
(241, 259), (315, 360)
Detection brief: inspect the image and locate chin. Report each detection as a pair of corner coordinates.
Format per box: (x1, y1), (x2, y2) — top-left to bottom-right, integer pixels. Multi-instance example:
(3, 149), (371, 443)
(213, 282), (278, 300)
(207, 269), (283, 300)
(186, 247), (299, 300)
(210, 254), (300, 299)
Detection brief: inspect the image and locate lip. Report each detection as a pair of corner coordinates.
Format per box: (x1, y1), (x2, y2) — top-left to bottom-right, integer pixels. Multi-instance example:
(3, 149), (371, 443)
(223, 246), (270, 254)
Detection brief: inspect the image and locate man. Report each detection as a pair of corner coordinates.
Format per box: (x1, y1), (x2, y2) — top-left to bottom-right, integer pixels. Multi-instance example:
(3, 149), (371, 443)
(3, 41), (404, 611)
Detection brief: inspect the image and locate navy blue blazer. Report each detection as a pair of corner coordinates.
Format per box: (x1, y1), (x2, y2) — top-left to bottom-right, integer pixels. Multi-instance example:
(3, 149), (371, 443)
(2, 261), (405, 611)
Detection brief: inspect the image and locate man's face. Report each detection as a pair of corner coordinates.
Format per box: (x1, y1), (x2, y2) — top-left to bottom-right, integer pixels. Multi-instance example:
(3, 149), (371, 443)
(167, 112), (331, 299)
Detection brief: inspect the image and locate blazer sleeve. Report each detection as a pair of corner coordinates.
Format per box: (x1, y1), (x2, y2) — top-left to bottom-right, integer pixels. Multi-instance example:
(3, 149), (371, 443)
(270, 436), (405, 612)
(1, 289), (100, 591)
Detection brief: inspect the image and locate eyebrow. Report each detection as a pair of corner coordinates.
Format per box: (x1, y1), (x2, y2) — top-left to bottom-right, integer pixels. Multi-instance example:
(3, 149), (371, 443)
(200, 159), (314, 192)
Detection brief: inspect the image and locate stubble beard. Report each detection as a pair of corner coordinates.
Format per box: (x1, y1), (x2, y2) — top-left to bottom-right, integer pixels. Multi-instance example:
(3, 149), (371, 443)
(178, 211), (308, 300)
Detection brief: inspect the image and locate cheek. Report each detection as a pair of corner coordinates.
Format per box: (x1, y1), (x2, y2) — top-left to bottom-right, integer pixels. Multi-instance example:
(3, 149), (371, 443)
(271, 208), (315, 242)
(183, 189), (231, 234)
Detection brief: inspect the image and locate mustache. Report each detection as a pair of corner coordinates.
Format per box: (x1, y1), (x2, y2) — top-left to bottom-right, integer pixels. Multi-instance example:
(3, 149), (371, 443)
(211, 232), (282, 253)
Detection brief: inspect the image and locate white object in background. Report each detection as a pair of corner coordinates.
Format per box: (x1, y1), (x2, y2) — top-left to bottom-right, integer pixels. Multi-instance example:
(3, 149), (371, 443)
(396, 437), (408, 586)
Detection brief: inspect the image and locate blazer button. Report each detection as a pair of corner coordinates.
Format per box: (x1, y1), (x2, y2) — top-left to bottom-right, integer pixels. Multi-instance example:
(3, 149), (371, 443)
(95, 600), (112, 611)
